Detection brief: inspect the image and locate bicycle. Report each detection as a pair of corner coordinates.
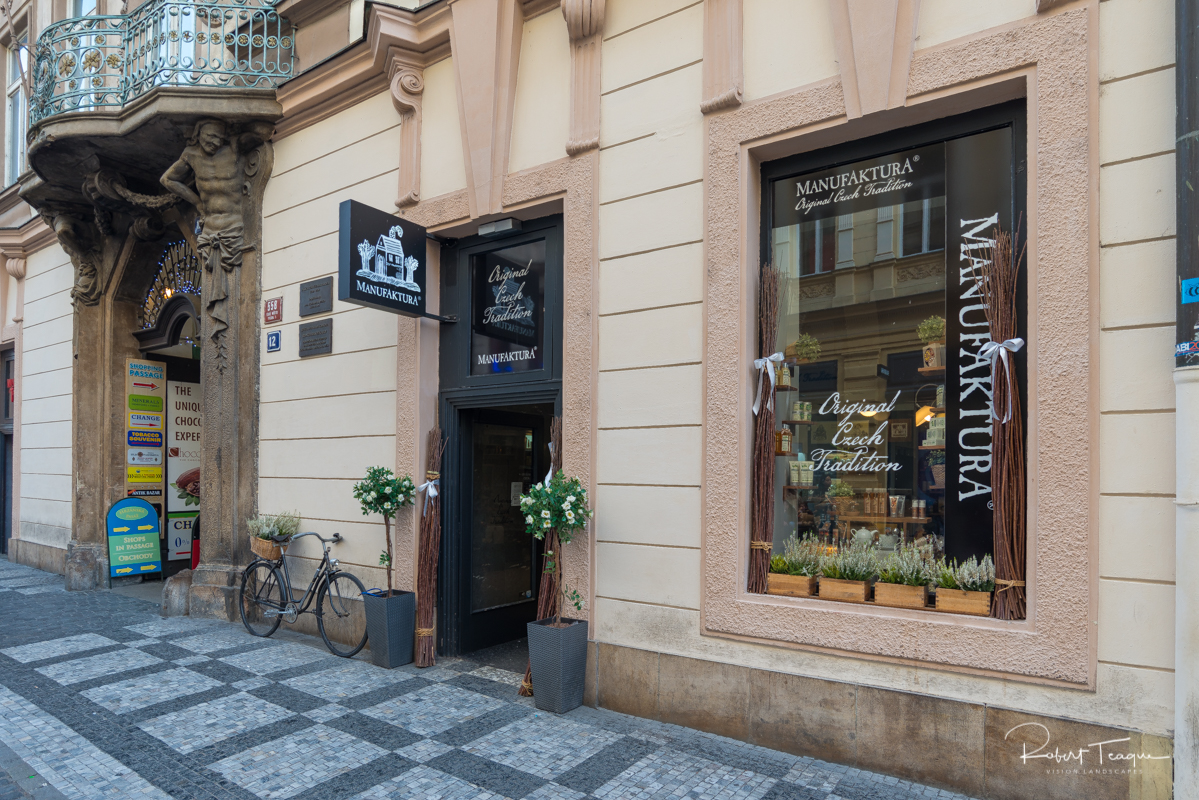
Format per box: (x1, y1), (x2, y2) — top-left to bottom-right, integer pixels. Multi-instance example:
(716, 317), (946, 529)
(238, 532), (369, 657)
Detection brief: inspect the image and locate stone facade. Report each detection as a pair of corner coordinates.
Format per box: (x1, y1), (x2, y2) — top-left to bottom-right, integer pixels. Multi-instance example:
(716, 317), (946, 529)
(2, 1), (1184, 798)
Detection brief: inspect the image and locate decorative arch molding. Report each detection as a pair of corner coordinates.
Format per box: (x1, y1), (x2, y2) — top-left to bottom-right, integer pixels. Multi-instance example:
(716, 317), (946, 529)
(133, 294), (200, 352)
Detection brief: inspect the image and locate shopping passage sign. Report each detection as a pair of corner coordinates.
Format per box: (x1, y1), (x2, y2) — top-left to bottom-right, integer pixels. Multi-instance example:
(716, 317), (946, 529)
(106, 498), (162, 577)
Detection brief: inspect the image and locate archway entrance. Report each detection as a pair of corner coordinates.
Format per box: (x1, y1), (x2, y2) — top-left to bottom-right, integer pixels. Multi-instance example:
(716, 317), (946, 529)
(131, 240), (203, 580)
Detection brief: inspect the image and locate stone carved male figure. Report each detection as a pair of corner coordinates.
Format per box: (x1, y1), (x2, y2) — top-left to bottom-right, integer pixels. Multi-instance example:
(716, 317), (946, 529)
(160, 118), (272, 363)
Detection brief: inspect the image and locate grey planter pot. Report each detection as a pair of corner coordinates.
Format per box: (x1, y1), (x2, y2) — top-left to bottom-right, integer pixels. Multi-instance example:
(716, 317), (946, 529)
(526, 617), (588, 713)
(363, 590), (415, 668)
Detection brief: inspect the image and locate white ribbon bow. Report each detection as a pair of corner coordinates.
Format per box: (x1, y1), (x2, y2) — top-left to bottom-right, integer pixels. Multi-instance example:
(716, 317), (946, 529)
(417, 477), (439, 516)
(979, 337), (1024, 423)
(752, 352), (785, 416)
(544, 442), (555, 486)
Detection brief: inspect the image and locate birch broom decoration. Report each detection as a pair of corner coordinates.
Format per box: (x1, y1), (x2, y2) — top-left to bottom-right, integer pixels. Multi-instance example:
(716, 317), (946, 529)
(415, 424), (446, 667)
(749, 265), (782, 594)
(519, 416), (562, 697)
(976, 222), (1027, 621)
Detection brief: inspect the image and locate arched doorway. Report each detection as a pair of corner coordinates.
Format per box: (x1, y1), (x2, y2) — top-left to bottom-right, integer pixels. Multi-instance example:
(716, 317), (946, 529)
(132, 240), (203, 579)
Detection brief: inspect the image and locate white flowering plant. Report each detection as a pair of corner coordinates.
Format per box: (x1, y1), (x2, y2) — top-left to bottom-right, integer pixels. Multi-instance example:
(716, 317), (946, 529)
(520, 471), (593, 625)
(353, 466), (416, 595)
(519, 471), (593, 545)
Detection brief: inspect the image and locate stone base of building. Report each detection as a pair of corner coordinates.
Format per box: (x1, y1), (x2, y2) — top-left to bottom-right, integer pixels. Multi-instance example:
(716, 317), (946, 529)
(7, 539), (66, 575)
(584, 642), (1173, 800)
(64, 542), (107, 590)
(187, 564), (240, 622)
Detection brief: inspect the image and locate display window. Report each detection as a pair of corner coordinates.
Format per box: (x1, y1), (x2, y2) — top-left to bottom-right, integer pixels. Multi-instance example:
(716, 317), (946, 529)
(762, 105), (1026, 583)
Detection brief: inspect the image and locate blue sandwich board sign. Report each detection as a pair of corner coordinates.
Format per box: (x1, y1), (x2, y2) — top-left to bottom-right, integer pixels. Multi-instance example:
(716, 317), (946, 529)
(106, 497), (162, 578)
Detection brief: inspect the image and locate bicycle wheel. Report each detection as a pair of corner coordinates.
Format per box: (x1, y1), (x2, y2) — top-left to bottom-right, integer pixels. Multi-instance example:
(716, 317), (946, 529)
(317, 571), (368, 657)
(239, 561), (284, 638)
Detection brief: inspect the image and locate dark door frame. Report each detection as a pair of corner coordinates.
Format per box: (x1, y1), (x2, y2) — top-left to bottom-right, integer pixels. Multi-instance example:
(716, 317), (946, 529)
(436, 216), (565, 656)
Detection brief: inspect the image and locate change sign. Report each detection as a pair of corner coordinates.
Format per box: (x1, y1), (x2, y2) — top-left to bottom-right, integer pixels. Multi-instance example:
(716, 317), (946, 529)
(106, 498), (162, 577)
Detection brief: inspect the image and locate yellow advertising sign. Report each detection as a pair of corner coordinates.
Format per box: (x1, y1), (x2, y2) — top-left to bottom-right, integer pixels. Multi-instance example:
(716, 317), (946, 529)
(127, 465), (163, 483)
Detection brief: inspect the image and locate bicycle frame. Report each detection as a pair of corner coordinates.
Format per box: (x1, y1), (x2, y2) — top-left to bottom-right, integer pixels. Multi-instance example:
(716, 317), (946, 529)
(253, 532), (341, 618)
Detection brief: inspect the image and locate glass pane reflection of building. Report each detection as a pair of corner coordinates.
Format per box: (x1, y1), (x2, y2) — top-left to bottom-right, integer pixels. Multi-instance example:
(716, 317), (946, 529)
(771, 152), (948, 556)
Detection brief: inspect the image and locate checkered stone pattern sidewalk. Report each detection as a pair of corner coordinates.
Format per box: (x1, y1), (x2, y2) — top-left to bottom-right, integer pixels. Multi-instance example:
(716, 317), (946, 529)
(0, 558), (978, 800)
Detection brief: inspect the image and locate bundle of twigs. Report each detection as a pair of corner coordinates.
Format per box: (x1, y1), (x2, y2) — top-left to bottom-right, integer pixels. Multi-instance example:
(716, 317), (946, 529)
(415, 424), (446, 667)
(978, 224), (1027, 620)
(748, 266), (782, 594)
(519, 416), (563, 697)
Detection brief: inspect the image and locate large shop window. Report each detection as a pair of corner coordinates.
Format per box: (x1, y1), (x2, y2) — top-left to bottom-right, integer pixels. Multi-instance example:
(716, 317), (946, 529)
(764, 109), (1024, 567)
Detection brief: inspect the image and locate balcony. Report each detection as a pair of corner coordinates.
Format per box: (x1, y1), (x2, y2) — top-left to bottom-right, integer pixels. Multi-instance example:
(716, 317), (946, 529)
(20, 0), (294, 212)
(32, 0), (294, 124)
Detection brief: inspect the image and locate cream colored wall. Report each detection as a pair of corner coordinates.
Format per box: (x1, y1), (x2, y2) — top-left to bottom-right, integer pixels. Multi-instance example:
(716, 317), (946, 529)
(17, 243), (72, 551)
(586, 0), (1176, 738)
(260, 90), (405, 591)
(915, 0), (1036, 50)
(593, 0), (705, 648)
(742, 0), (837, 102)
(508, 8), (571, 174)
(1094, 0), (1178, 723)
(420, 57), (469, 201)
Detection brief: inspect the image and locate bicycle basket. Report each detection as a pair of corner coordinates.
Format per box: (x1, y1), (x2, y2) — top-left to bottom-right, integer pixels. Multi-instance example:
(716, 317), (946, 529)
(249, 536), (286, 560)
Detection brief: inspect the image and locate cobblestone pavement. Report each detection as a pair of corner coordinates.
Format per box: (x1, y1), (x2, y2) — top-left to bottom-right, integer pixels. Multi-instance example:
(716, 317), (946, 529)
(0, 559), (977, 800)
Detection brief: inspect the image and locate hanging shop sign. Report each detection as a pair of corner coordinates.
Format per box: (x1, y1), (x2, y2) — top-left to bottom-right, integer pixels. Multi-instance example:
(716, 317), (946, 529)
(166, 380), (201, 561)
(106, 497), (162, 577)
(943, 127), (1014, 562)
(338, 199), (427, 318)
(124, 359), (165, 526)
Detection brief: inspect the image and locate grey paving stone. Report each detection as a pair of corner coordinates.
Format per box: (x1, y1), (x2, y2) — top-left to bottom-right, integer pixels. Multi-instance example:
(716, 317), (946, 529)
(396, 740), (455, 764)
(80, 667), (223, 715)
(301, 703), (350, 723)
(220, 643), (333, 677)
(434, 701), (534, 748)
(250, 683), (330, 714)
(138, 692), (295, 753)
(322, 711), (423, 751)
(553, 735), (658, 795)
(463, 713), (623, 779)
(593, 749), (777, 800)
(353, 763), (503, 799)
(361, 683), (507, 737)
(0, 634), (119, 664)
(34, 647), (163, 686)
(208, 724), (387, 800)
(281, 660), (415, 703)
(426, 748), (547, 799)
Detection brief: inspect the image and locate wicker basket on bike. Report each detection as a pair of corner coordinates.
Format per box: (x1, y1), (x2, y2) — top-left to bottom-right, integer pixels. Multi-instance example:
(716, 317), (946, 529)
(247, 511), (301, 561)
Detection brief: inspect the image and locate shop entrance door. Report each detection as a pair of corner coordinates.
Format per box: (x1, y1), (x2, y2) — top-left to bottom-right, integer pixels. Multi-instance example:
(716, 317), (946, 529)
(453, 408), (548, 653)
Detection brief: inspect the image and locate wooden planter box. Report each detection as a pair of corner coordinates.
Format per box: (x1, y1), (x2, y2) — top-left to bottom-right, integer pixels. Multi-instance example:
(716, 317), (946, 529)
(766, 573), (817, 597)
(873, 582), (929, 609)
(935, 588), (992, 616)
(818, 577), (870, 602)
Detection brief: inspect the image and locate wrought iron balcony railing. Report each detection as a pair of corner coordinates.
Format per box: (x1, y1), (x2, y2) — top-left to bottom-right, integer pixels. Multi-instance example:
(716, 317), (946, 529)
(31, 0), (294, 125)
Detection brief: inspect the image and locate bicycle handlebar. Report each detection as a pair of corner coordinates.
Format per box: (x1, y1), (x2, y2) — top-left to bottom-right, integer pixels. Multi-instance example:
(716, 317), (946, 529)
(280, 532), (342, 544)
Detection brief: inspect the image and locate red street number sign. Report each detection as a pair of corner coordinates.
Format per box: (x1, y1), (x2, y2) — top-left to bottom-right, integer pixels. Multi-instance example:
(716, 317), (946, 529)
(264, 297), (282, 324)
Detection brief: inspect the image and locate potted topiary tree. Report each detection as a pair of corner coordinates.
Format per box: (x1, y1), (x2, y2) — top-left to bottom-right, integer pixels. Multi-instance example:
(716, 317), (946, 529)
(520, 470), (593, 713)
(354, 466), (416, 668)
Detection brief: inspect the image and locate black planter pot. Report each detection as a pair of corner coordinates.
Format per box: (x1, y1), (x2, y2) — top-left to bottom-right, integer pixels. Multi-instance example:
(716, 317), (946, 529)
(363, 590), (415, 668)
(526, 617), (588, 713)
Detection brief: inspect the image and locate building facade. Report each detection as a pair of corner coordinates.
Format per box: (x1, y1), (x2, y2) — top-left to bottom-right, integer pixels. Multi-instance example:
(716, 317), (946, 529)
(4, 0), (1186, 798)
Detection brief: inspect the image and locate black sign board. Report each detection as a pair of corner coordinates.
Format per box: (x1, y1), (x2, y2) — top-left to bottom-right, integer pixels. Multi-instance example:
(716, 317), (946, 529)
(942, 126), (1014, 563)
(299, 277), (333, 317)
(298, 319), (333, 358)
(338, 199), (427, 318)
(470, 239), (546, 375)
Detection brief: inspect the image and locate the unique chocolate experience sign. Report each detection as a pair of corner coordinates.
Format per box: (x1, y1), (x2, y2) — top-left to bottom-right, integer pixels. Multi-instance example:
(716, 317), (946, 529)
(338, 200), (427, 318)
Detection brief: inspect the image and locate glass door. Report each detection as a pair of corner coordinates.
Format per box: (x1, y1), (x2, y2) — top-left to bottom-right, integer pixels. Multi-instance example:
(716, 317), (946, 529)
(458, 408), (547, 653)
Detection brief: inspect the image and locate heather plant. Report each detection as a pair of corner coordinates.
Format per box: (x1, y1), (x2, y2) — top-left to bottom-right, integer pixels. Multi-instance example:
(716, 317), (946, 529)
(877, 545), (933, 586)
(819, 541), (876, 582)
